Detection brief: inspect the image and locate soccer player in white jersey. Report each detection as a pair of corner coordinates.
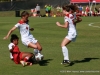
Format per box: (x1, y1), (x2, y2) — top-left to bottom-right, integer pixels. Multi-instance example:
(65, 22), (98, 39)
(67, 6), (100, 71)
(3, 11), (43, 61)
(56, 5), (77, 64)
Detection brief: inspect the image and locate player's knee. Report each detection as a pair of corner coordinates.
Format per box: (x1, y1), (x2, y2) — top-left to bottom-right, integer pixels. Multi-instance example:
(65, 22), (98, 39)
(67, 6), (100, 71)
(61, 43), (63, 47)
(61, 45), (64, 47)
(28, 43), (38, 49)
(30, 45), (38, 49)
(61, 43), (65, 47)
(34, 45), (38, 49)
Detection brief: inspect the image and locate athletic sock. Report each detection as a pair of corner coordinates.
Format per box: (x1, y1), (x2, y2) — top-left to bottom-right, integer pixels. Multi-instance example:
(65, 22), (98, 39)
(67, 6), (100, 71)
(34, 49), (41, 55)
(24, 57), (29, 62)
(62, 46), (69, 60)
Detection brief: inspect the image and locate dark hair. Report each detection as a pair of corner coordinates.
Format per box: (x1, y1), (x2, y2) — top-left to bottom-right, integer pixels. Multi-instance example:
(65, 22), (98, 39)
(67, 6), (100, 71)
(62, 5), (70, 12)
(62, 5), (78, 12)
(68, 5), (78, 12)
(10, 34), (19, 42)
(21, 11), (29, 17)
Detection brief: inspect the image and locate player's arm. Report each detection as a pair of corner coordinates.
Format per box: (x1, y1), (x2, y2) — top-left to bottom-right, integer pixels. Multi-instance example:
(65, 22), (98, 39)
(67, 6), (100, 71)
(56, 21), (69, 28)
(9, 45), (14, 60)
(74, 16), (82, 24)
(9, 45), (14, 53)
(10, 45), (20, 53)
(3, 26), (17, 39)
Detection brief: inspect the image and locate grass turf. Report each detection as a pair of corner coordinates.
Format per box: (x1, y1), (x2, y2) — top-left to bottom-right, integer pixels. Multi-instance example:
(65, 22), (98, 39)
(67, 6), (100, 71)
(0, 17), (100, 75)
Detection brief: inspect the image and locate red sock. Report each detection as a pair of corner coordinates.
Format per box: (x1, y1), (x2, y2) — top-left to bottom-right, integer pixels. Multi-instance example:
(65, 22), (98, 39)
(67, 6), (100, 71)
(24, 57), (29, 62)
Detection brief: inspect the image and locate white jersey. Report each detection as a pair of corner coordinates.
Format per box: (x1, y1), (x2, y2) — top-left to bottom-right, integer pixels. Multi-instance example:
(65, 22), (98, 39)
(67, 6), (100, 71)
(15, 20), (34, 41)
(64, 14), (77, 35)
(8, 43), (15, 59)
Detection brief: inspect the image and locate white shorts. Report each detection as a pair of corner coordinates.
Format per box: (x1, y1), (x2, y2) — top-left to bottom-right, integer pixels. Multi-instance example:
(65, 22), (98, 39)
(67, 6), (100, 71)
(65, 33), (77, 42)
(22, 37), (38, 46)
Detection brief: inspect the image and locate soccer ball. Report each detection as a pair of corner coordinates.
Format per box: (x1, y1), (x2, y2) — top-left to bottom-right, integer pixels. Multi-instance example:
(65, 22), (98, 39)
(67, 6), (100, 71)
(35, 53), (44, 62)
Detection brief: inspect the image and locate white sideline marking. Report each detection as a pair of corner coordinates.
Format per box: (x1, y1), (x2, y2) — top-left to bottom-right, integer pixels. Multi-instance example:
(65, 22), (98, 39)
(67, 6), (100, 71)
(88, 23), (100, 28)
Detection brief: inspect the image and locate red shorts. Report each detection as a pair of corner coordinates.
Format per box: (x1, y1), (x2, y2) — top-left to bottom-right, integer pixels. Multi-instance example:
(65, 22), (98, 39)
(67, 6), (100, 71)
(13, 52), (23, 64)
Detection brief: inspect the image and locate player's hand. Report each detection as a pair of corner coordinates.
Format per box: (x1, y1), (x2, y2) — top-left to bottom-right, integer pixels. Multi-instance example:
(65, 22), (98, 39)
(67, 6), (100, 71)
(56, 22), (61, 26)
(30, 28), (34, 31)
(76, 16), (82, 21)
(3, 36), (8, 40)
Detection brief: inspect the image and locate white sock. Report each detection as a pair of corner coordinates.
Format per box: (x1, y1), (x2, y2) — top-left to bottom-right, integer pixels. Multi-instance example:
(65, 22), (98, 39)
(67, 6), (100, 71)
(34, 49), (41, 55)
(62, 46), (69, 60)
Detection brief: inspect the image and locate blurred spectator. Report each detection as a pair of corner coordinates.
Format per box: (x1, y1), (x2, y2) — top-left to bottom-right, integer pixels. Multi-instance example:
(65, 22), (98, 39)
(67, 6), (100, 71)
(45, 4), (48, 13)
(45, 4), (50, 17)
(44, 4), (52, 17)
(97, 11), (100, 16)
(48, 5), (52, 16)
(94, 8), (99, 13)
(56, 5), (60, 13)
(56, 5), (61, 17)
(85, 5), (90, 16)
(56, 6), (63, 17)
(99, 7), (100, 12)
(60, 6), (63, 17)
(31, 8), (37, 17)
(36, 4), (40, 16)
(78, 5), (83, 14)
(82, 11), (86, 17)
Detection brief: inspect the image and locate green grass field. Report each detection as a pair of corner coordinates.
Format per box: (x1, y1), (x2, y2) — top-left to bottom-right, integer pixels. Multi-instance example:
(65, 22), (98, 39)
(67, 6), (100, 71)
(0, 17), (100, 75)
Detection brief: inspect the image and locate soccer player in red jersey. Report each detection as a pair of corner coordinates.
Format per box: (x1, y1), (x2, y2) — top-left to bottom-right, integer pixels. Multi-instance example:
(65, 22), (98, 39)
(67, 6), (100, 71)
(8, 34), (34, 66)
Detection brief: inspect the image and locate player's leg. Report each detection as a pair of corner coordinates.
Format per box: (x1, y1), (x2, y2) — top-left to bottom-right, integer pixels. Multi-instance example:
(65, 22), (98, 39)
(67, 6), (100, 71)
(21, 52), (34, 61)
(28, 42), (38, 49)
(27, 38), (42, 51)
(61, 38), (71, 64)
(34, 41), (42, 54)
(61, 38), (71, 46)
(28, 41), (42, 54)
(20, 52), (34, 66)
(24, 39), (43, 61)
(35, 41), (42, 51)
(34, 42), (43, 61)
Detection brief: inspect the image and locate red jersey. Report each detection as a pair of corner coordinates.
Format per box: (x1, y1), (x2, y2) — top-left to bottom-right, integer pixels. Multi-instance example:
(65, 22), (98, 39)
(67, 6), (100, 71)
(86, 6), (90, 12)
(8, 43), (22, 64)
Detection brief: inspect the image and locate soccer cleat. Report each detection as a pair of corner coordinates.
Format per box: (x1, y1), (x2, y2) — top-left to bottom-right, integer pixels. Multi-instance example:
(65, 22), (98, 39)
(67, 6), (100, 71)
(61, 60), (71, 65)
(20, 61), (32, 66)
(20, 61), (26, 67)
(40, 54), (44, 61)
